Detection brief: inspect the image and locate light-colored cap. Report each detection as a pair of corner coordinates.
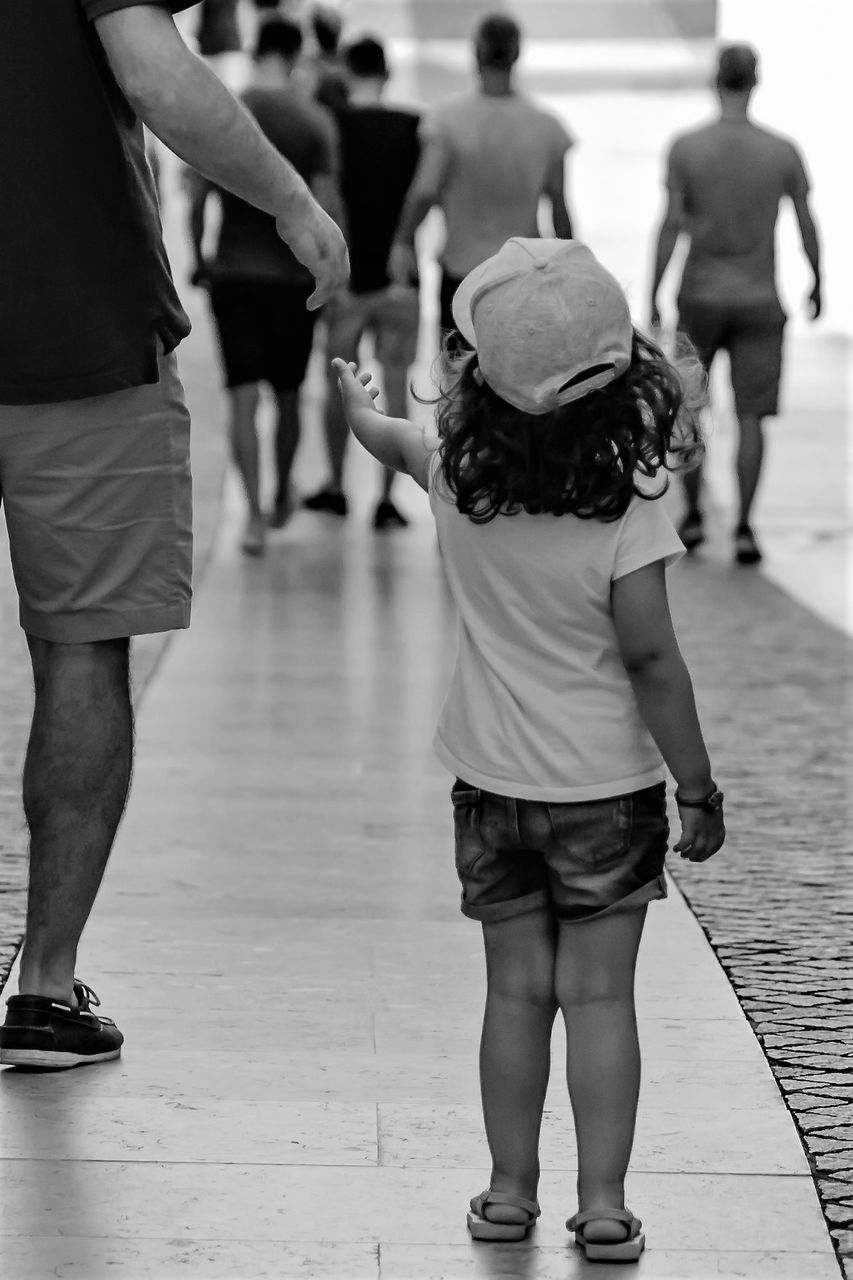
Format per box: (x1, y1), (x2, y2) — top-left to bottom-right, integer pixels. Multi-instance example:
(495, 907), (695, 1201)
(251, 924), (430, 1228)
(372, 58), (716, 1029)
(451, 238), (633, 415)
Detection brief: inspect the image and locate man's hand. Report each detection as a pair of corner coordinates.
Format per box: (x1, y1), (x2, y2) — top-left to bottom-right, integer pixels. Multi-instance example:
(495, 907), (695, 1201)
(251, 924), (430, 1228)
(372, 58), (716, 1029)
(388, 242), (418, 288)
(277, 202), (350, 311)
(807, 279), (822, 320)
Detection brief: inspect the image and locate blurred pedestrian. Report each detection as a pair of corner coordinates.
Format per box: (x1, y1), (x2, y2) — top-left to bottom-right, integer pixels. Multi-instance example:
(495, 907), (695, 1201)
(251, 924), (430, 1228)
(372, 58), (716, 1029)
(332, 237), (723, 1260)
(303, 36), (421, 529)
(390, 13), (574, 336)
(310, 4), (349, 112)
(195, 0), (241, 60)
(650, 43), (822, 565)
(189, 17), (342, 554)
(0, 1), (347, 1070)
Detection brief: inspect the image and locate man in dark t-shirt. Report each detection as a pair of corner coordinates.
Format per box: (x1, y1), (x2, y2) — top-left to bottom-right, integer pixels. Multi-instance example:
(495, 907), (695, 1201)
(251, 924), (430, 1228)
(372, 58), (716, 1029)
(304, 36), (422, 530)
(190, 17), (341, 552)
(0, 1), (348, 1071)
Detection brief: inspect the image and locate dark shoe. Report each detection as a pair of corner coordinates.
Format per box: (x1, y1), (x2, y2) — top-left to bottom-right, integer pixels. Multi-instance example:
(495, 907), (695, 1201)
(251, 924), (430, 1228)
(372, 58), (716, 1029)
(373, 499), (409, 531)
(267, 491), (294, 530)
(240, 514), (266, 557)
(678, 511), (705, 552)
(734, 523), (762, 565)
(0, 980), (123, 1070)
(302, 487), (348, 517)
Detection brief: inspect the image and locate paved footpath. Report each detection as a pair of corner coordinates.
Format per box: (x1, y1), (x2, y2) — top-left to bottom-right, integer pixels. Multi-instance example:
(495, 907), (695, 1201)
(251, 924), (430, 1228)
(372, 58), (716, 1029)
(0, 232), (849, 1280)
(0, 444), (843, 1280)
(1, 18), (851, 1278)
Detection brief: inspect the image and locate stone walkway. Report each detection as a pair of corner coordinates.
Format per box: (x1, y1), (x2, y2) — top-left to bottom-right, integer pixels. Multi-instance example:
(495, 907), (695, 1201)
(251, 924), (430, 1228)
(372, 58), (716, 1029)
(2, 13), (851, 1276)
(0, 465), (841, 1279)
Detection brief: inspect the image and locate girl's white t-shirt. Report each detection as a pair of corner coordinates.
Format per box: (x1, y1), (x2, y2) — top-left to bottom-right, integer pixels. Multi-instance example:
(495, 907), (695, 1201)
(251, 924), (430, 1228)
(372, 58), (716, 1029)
(429, 458), (685, 801)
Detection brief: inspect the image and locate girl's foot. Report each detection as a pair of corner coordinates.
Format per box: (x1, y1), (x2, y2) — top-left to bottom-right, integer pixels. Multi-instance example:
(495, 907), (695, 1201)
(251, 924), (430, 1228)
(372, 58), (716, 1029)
(578, 1213), (633, 1244)
(567, 1208), (645, 1261)
(467, 1189), (540, 1241)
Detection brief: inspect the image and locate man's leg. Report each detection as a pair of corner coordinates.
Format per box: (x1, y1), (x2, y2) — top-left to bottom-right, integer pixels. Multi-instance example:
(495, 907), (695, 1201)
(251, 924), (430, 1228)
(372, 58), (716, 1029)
(377, 361), (409, 505)
(322, 332), (359, 494)
(732, 411), (765, 564)
(372, 288), (420, 528)
(227, 383), (262, 518)
(735, 412), (765, 527)
(227, 383), (266, 554)
(18, 637), (133, 1003)
(272, 386), (300, 518)
(675, 303), (719, 551)
(728, 307), (783, 564)
(304, 299), (362, 515)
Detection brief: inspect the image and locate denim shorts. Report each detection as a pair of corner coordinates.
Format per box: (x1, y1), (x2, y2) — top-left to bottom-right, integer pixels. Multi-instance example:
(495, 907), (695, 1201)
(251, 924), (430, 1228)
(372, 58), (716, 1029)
(451, 780), (669, 924)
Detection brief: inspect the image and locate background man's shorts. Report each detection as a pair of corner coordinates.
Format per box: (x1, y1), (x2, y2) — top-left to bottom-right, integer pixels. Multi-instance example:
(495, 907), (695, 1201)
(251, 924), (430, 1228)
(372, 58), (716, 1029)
(0, 345), (192, 644)
(209, 277), (317, 392)
(451, 780), (669, 924)
(678, 297), (786, 418)
(325, 284), (420, 368)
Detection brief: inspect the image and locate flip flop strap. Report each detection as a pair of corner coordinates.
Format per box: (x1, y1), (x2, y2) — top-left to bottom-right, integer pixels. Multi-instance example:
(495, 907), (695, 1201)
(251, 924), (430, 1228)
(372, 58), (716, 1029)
(476, 1189), (540, 1219)
(568, 1207), (639, 1233)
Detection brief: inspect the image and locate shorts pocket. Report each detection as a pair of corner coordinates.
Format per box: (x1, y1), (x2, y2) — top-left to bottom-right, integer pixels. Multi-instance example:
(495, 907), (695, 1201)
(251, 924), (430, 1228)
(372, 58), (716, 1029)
(546, 796), (633, 869)
(451, 781), (484, 878)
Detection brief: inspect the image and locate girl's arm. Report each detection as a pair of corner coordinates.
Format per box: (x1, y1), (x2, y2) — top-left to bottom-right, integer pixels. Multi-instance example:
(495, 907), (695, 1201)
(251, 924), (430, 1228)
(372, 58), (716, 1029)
(611, 559), (724, 863)
(331, 360), (438, 492)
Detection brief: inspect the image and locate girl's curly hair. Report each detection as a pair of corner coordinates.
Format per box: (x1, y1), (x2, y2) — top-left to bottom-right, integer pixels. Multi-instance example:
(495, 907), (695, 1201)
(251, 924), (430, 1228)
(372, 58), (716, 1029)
(429, 330), (707, 524)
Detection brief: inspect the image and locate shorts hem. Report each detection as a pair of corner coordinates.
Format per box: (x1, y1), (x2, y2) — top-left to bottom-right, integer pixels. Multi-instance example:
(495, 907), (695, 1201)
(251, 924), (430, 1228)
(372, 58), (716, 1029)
(556, 873), (668, 925)
(20, 600), (192, 644)
(461, 889), (550, 923)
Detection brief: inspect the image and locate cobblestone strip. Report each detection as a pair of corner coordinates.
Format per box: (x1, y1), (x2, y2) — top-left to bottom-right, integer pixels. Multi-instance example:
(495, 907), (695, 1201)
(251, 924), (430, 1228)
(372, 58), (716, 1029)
(668, 554), (853, 1278)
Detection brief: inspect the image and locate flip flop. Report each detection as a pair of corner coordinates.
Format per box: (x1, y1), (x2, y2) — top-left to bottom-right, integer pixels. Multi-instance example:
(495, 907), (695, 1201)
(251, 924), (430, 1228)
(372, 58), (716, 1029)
(566, 1207), (645, 1262)
(467, 1188), (540, 1242)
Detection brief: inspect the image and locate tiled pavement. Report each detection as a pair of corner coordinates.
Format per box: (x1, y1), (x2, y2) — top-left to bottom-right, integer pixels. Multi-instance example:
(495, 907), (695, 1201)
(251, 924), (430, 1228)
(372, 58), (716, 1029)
(2, 17), (852, 1277)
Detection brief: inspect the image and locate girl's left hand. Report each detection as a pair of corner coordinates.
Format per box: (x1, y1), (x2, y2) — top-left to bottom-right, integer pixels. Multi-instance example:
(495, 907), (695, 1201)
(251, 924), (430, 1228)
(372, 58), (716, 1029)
(331, 359), (383, 416)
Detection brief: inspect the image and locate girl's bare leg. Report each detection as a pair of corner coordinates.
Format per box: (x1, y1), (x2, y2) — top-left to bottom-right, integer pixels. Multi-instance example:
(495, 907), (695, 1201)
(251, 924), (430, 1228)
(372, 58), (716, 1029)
(477, 910), (559, 1223)
(556, 906), (647, 1243)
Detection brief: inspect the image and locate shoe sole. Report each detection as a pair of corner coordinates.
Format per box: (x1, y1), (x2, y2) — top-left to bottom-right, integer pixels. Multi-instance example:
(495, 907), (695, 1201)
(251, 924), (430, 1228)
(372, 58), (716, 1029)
(576, 1231), (646, 1261)
(467, 1211), (533, 1241)
(0, 1047), (121, 1069)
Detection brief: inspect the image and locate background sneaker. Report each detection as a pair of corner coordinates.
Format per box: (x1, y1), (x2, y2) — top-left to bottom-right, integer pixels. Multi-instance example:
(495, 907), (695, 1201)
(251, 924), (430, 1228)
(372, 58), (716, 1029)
(373, 499), (409, 530)
(734, 523), (762, 565)
(241, 514), (266, 556)
(678, 511), (705, 551)
(267, 490), (294, 530)
(303, 487), (348, 517)
(0, 981), (123, 1070)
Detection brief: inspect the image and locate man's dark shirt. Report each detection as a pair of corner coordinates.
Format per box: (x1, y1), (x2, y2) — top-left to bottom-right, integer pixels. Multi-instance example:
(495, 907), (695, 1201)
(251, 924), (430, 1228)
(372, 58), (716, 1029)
(211, 87), (336, 288)
(196, 0), (241, 57)
(334, 104), (421, 294)
(0, 0), (193, 405)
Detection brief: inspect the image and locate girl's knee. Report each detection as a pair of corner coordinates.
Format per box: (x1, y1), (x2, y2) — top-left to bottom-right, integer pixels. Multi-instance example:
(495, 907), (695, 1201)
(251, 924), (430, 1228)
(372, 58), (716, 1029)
(488, 977), (558, 1013)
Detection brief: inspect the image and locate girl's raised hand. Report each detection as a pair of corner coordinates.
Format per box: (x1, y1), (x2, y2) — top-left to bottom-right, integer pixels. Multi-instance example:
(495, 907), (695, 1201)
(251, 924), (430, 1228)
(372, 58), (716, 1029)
(331, 359), (383, 418)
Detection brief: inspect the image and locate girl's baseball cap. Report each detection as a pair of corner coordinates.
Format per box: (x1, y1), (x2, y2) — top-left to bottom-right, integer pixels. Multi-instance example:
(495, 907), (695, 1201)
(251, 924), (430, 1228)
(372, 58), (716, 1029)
(451, 238), (633, 415)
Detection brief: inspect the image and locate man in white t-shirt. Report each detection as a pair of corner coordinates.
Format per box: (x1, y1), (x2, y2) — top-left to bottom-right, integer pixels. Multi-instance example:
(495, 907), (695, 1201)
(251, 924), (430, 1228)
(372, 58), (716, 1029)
(389, 12), (574, 335)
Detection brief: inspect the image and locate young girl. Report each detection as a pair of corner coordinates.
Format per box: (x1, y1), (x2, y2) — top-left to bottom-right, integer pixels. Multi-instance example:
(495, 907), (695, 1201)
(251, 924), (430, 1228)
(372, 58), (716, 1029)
(332, 237), (725, 1264)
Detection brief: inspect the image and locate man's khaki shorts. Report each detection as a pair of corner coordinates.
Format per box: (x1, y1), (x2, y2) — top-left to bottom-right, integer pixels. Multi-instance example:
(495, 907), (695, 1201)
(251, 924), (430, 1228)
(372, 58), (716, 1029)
(325, 284), (420, 368)
(0, 346), (192, 644)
